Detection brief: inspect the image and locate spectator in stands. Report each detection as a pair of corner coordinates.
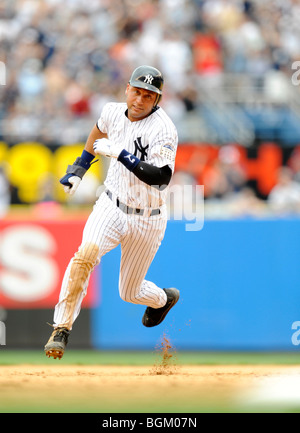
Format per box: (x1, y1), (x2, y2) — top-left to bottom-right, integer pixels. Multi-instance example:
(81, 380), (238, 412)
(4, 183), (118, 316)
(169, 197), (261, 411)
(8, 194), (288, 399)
(288, 147), (300, 183)
(268, 166), (300, 215)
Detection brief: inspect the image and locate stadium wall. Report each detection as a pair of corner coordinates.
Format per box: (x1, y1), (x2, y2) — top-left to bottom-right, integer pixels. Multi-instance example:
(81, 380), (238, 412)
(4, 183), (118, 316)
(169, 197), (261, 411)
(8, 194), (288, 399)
(92, 218), (300, 351)
(1, 216), (298, 350)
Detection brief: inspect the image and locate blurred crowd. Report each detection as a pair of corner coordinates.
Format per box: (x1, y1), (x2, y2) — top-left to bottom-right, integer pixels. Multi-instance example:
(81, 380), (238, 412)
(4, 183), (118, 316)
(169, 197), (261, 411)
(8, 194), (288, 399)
(1, 0), (300, 142)
(170, 144), (300, 218)
(0, 0), (300, 217)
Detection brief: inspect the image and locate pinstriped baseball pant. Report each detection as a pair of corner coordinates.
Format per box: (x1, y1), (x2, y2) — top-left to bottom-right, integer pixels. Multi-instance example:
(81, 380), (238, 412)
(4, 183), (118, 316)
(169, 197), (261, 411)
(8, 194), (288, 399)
(53, 191), (168, 330)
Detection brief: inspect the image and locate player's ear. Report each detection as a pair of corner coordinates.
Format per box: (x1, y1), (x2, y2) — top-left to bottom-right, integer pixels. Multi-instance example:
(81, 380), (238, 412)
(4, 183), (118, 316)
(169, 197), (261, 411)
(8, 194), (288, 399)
(125, 83), (130, 95)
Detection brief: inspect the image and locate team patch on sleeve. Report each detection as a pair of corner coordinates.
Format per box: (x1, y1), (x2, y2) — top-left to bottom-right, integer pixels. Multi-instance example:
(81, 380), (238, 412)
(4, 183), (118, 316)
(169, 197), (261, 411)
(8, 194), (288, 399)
(160, 143), (175, 162)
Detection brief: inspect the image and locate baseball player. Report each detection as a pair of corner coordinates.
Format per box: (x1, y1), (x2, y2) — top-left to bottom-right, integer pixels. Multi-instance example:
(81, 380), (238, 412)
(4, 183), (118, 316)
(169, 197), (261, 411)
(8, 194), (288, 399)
(44, 65), (180, 359)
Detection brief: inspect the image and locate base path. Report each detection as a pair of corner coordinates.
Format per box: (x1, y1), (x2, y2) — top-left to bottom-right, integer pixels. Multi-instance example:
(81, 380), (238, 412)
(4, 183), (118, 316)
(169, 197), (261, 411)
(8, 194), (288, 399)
(1, 365), (300, 412)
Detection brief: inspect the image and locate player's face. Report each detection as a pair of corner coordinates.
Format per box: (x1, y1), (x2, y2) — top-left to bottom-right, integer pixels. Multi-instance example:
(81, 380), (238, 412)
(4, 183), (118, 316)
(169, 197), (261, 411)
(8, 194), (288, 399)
(126, 84), (157, 121)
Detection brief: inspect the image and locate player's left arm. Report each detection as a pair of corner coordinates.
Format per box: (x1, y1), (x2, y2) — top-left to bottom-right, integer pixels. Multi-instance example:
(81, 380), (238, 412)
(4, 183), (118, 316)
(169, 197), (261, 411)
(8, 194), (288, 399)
(128, 131), (177, 190)
(93, 140), (173, 190)
(123, 156), (172, 190)
(93, 131), (177, 190)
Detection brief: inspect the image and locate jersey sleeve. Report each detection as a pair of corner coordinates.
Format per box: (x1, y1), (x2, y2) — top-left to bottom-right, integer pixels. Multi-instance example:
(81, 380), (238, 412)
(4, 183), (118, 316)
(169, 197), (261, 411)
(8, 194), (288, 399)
(148, 126), (178, 172)
(97, 102), (113, 134)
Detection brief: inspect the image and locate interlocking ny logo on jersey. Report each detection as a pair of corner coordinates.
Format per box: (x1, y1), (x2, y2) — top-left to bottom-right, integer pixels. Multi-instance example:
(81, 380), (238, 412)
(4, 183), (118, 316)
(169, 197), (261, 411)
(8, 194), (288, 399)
(144, 74), (153, 84)
(134, 137), (148, 161)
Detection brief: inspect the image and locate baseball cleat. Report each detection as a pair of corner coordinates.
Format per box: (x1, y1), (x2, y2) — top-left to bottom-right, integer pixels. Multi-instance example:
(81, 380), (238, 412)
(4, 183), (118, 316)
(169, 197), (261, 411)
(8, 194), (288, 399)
(44, 327), (70, 360)
(142, 288), (180, 327)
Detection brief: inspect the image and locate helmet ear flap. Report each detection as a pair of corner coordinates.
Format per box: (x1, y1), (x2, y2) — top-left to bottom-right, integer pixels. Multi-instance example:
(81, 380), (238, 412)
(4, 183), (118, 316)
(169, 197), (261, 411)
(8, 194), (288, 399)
(155, 93), (162, 107)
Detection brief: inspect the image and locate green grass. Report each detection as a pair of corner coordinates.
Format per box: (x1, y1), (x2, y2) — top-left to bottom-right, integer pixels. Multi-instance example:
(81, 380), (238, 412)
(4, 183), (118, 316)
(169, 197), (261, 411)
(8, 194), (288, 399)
(0, 349), (300, 365)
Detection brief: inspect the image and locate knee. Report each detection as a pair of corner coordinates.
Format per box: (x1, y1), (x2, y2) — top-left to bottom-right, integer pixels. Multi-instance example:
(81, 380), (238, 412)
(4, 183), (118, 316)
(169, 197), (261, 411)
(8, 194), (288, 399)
(119, 290), (130, 303)
(119, 287), (135, 303)
(72, 243), (100, 275)
(119, 284), (143, 304)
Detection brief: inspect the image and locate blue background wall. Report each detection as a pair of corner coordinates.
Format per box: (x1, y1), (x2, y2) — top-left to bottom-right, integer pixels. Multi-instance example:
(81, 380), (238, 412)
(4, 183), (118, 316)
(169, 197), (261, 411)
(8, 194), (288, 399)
(91, 219), (300, 351)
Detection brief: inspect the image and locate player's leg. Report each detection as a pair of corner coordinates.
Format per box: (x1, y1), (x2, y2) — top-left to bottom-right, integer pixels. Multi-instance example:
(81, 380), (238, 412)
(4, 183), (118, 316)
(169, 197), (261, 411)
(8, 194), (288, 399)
(45, 192), (123, 358)
(53, 192), (124, 329)
(119, 214), (167, 307)
(52, 242), (100, 331)
(119, 214), (179, 327)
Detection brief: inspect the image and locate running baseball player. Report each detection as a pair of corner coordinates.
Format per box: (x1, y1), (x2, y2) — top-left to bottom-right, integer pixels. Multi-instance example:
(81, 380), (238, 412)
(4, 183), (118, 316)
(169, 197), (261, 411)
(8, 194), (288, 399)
(44, 65), (180, 359)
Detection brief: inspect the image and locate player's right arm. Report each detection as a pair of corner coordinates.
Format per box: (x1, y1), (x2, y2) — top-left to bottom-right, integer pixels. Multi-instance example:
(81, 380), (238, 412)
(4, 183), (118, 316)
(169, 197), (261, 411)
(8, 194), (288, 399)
(84, 124), (107, 156)
(60, 124), (106, 195)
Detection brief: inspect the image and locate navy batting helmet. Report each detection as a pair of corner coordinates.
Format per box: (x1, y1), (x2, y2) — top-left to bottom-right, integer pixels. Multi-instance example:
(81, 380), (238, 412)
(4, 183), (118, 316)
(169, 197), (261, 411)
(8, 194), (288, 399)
(129, 65), (164, 106)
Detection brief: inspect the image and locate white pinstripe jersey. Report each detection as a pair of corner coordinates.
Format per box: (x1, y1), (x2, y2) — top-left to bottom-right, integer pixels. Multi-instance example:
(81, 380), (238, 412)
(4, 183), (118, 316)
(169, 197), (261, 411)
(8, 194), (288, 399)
(97, 102), (178, 210)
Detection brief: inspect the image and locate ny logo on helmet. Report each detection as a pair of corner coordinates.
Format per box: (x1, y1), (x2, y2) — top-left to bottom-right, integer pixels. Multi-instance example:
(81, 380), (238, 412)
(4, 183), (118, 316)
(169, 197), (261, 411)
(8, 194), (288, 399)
(144, 74), (154, 84)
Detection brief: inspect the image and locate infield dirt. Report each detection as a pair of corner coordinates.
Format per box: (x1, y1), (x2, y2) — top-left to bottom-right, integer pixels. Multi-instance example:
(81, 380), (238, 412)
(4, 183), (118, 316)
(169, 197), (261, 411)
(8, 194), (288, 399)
(1, 364), (300, 412)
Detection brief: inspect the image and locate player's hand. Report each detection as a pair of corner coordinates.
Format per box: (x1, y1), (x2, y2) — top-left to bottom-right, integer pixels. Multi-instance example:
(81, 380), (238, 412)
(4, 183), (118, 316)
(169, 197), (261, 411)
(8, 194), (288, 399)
(60, 174), (81, 195)
(93, 138), (123, 159)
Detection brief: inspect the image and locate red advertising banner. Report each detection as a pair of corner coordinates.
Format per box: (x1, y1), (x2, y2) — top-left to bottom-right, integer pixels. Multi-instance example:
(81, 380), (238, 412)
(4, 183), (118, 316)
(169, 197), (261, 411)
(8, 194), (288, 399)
(0, 219), (99, 309)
